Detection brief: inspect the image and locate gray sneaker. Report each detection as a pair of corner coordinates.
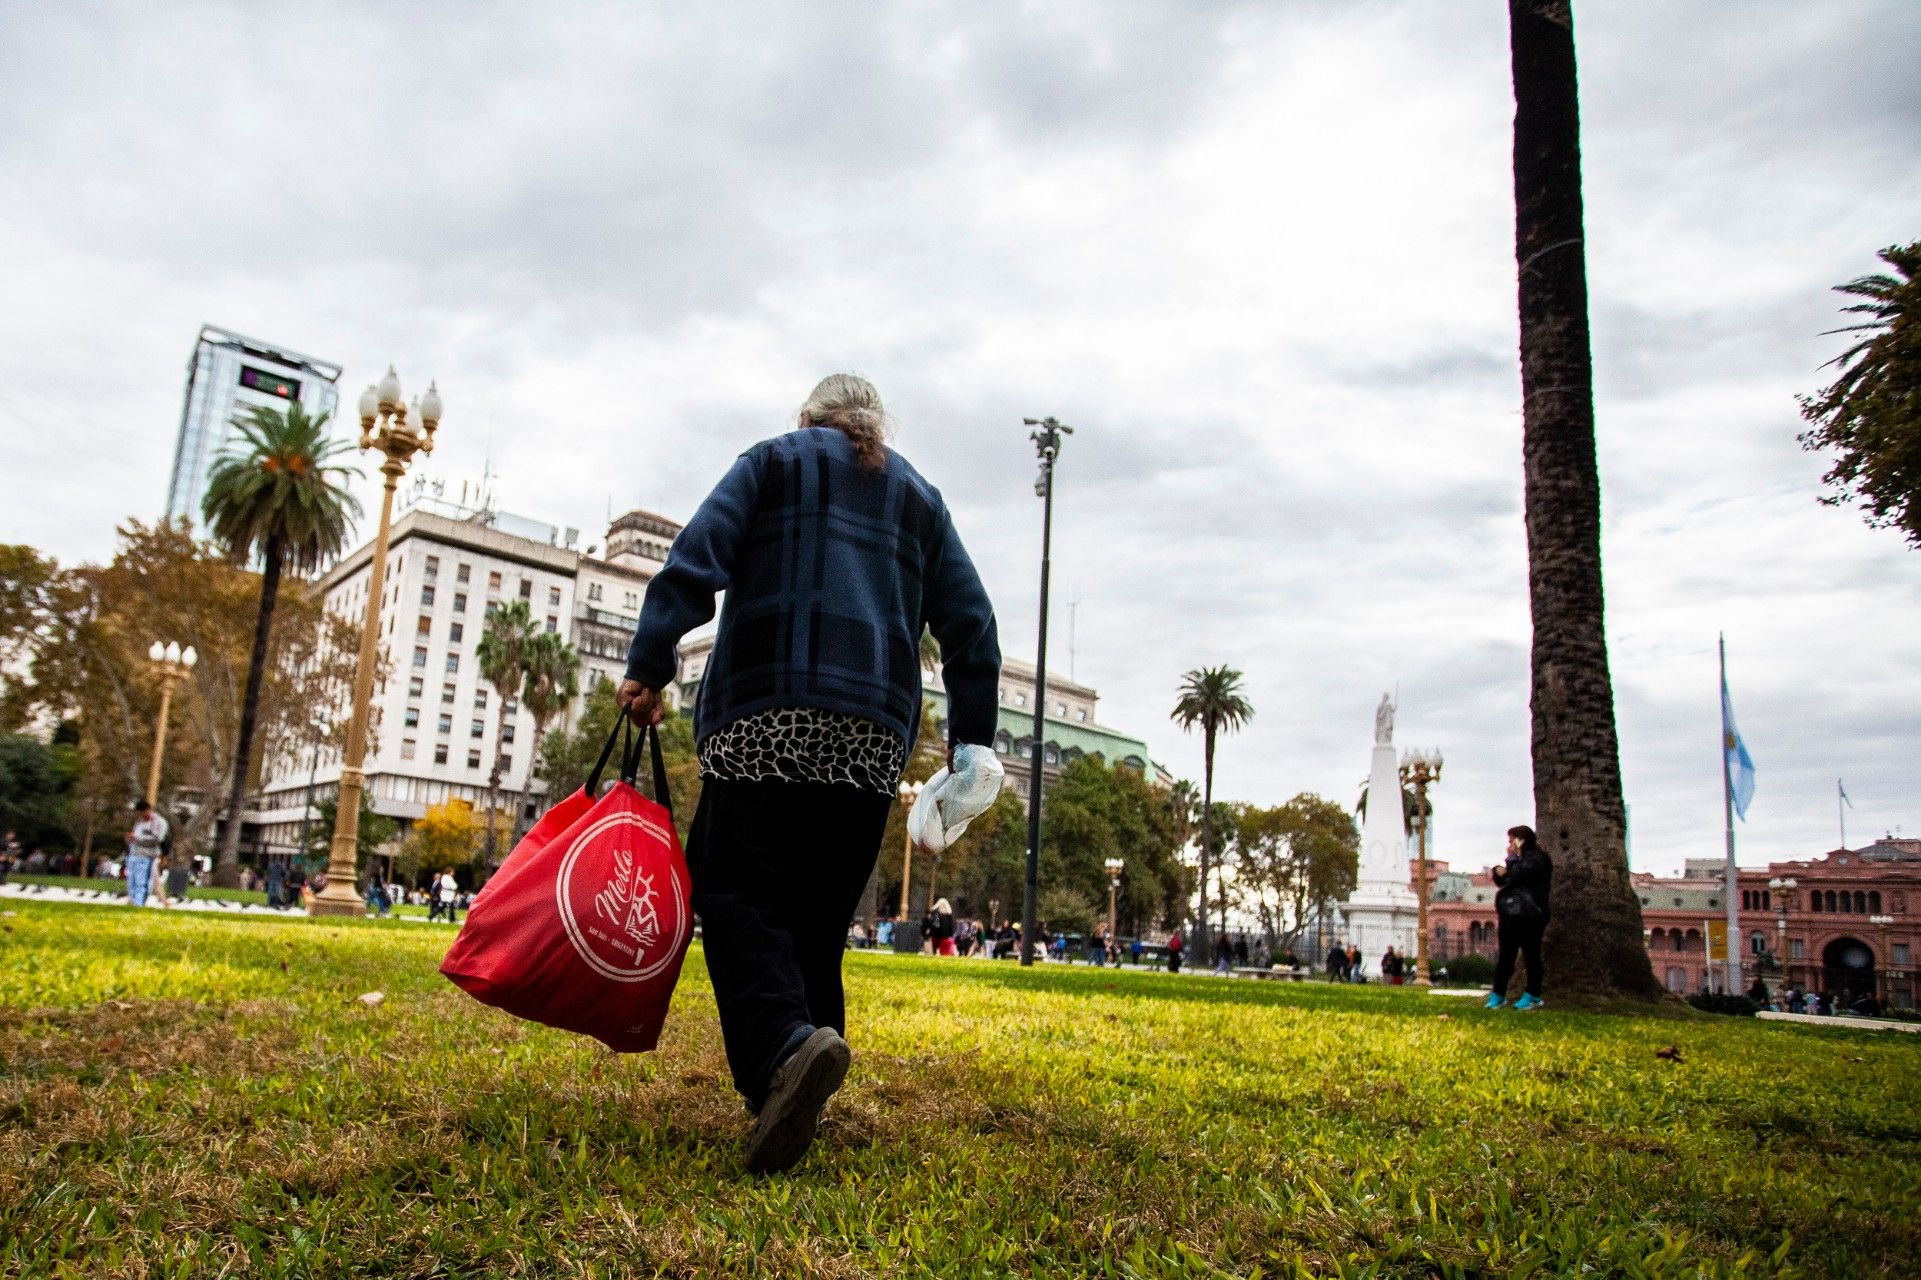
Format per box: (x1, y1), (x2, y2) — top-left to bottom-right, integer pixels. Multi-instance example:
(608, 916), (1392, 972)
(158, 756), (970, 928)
(744, 1026), (851, 1174)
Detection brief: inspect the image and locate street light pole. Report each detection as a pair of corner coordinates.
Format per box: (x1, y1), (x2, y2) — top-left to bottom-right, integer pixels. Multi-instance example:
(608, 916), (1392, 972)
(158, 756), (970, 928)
(896, 778), (924, 926)
(1399, 748), (1443, 986)
(1105, 857), (1123, 956)
(144, 641), (198, 806)
(1768, 876), (1797, 994)
(1021, 416), (1071, 966)
(313, 368), (441, 917)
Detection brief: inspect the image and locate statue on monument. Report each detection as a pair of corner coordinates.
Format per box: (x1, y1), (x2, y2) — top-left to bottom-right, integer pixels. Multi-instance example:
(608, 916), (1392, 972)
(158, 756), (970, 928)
(1374, 693), (1395, 746)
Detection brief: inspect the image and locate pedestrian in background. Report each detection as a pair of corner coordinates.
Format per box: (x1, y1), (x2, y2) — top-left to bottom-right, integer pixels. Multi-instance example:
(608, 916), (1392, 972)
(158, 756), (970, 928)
(1326, 942), (1349, 982)
(931, 898), (957, 955)
(1166, 928), (1184, 973)
(124, 800), (167, 908)
(1487, 824), (1553, 1010)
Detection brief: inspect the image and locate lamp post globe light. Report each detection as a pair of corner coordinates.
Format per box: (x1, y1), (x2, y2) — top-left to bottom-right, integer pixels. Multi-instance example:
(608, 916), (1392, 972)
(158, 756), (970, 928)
(1768, 876), (1798, 984)
(313, 368), (442, 918)
(1398, 748), (1443, 987)
(896, 778), (925, 925)
(145, 641), (198, 807)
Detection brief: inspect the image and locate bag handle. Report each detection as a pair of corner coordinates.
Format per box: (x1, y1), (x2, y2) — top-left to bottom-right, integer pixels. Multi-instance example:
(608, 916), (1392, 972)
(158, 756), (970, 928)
(584, 715), (675, 821)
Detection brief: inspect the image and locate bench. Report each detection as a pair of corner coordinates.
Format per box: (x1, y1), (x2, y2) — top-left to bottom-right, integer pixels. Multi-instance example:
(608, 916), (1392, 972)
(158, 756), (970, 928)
(1232, 966), (1307, 982)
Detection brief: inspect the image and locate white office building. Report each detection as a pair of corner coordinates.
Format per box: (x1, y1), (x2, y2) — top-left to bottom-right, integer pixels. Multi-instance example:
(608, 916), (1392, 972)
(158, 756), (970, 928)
(248, 500), (679, 860)
(166, 325), (342, 523)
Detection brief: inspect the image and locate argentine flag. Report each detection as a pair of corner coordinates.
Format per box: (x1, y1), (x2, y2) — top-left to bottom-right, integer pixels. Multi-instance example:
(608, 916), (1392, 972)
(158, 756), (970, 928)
(1721, 678), (1757, 821)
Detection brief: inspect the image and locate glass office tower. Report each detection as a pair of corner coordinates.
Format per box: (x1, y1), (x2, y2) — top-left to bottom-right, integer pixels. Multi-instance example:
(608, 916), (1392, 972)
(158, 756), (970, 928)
(165, 325), (344, 522)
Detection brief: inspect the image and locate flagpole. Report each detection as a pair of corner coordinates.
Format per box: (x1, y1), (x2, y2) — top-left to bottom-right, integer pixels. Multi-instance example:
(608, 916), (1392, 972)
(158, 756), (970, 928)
(1719, 634), (1741, 994)
(1837, 779), (1848, 852)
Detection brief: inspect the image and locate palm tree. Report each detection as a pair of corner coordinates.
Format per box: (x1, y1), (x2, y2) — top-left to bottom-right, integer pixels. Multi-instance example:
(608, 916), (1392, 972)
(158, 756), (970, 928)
(1508, 0), (1659, 997)
(1798, 240), (1921, 545)
(200, 402), (360, 888)
(476, 599), (538, 864)
(514, 630), (581, 839)
(1170, 666), (1253, 961)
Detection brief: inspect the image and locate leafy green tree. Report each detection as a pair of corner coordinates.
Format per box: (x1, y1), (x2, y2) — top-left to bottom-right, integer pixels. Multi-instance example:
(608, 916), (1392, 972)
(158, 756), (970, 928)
(476, 599), (538, 865)
(1508, 0), (1660, 997)
(200, 401), (360, 887)
(536, 675), (701, 843)
(513, 631), (581, 841)
(1230, 794), (1358, 954)
(1171, 665), (1253, 955)
(303, 790), (397, 883)
(1030, 755), (1188, 935)
(1798, 241), (1921, 545)
(0, 733), (75, 850)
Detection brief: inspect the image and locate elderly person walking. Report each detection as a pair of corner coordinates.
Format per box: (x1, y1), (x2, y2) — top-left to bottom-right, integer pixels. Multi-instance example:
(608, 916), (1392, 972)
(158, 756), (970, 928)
(619, 374), (1000, 1173)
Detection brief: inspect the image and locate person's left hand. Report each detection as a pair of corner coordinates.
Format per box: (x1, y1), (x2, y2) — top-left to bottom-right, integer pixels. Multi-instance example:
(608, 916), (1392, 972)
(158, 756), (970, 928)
(617, 679), (664, 727)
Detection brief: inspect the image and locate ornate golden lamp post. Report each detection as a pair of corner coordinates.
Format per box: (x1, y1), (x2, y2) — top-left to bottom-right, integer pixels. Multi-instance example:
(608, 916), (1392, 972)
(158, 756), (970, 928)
(311, 367), (441, 917)
(896, 777), (925, 925)
(144, 640), (198, 806)
(1104, 857), (1124, 950)
(1399, 748), (1443, 986)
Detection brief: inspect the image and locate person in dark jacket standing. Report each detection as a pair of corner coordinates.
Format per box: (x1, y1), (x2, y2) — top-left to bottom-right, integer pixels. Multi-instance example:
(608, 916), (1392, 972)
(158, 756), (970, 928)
(1487, 824), (1553, 1010)
(619, 374), (1000, 1173)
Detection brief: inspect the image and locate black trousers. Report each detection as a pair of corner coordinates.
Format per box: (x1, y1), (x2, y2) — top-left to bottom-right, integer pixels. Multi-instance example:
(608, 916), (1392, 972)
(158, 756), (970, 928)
(686, 776), (892, 1107)
(1494, 914), (1548, 998)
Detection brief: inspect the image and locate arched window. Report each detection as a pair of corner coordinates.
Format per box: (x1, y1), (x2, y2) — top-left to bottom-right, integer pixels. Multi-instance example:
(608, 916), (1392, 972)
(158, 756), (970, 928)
(1810, 892), (1822, 913)
(1854, 891), (1868, 914)
(1762, 889), (1771, 911)
(1839, 891), (1853, 913)
(1870, 891), (1882, 914)
(1751, 933), (1767, 954)
(1826, 890), (1839, 912)
(1685, 928), (1701, 951)
(994, 730), (1013, 756)
(1043, 744), (1059, 766)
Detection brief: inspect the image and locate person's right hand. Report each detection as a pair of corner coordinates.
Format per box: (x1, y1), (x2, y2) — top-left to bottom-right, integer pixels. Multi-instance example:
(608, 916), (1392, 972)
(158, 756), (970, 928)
(617, 679), (665, 727)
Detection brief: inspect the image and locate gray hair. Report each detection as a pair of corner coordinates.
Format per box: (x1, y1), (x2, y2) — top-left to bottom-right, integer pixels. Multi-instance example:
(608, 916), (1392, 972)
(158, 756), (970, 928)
(796, 373), (890, 470)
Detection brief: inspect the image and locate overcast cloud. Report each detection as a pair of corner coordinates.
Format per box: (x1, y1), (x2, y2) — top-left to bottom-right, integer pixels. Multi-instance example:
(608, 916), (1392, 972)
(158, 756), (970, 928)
(1, 1), (1915, 875)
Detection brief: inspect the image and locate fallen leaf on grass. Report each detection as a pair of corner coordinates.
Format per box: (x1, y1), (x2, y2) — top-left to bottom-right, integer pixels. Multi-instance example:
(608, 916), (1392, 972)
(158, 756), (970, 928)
(1436, 1014), (1452, 1021)
(356, 991), (386, 1007)
(1655, 1045), (1683, 1063)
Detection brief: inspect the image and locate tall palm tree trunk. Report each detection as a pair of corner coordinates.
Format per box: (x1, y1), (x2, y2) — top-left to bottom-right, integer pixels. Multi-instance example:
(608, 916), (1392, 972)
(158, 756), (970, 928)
(1509, 0), (1660, 999)
(1194, 727), (1215, 960)
(513, 723), (549, 843)
(484, 698), (511, 865)
(212, 537), (283, 888)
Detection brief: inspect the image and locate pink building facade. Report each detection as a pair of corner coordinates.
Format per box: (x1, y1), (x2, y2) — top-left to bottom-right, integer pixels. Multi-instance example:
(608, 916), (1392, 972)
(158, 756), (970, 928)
(1425, 838), (1920, 1009)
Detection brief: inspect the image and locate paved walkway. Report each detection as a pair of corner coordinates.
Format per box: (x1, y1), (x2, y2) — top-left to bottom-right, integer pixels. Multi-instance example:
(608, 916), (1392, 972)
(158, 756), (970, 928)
(1758, 1009), (1918, 1034)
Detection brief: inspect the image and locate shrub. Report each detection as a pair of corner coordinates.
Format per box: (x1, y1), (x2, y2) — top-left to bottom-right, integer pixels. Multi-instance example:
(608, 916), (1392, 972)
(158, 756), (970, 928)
(1440, 953), (1494, 985)
(1686, 992), (1761, 1017)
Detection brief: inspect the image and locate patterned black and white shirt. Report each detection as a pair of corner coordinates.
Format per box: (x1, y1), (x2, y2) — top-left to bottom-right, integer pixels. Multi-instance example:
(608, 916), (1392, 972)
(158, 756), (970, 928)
(698, 706), (906, 796)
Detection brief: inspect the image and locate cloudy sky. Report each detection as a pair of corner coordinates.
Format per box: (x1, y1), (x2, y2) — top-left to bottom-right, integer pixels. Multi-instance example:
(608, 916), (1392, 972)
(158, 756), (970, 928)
(2, 1), (1915, 875)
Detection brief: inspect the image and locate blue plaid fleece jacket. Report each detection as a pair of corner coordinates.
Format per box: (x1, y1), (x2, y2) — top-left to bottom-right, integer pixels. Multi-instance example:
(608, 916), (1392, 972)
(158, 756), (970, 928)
(625, 427), (1001, 753)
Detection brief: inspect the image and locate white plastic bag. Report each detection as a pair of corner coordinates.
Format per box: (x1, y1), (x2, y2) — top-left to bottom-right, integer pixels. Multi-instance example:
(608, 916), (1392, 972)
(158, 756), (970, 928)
(907, 744), (1005, 854)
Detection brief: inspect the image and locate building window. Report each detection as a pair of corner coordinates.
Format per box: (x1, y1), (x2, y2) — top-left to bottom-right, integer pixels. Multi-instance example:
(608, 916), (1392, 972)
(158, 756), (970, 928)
(1075, 710), (1088, 722)
(488, 570), (502, 594)
(1054, 702), (1066, 716)
(1896, 944), (1912, 966)
(438, 714), (453, 734)
(475, 689), (488, 709)
(441, 682), (456, 704)
(1810, 892), (1822, 913)
(412, 646), (428, 669)
(453, 593), (467, 613)
(424, 555), (439, 579)
(445, 653), (459, 673)
(1838, 891), (1851, 913)
(404, 708), (420, 728)
(421, 585), (435, 606)
(545, 615), (558, 633)
(504, 698), (518, 714)
(1790, 938), (1805, 960)
(519, 580), (533, 600)
(549, 586), (562, 607)
(485, 600), (498, 616)
(623, 591), (638, 610)
(497, 754), (512, 776)
(1870, 891), (1882, 914)
(434, 744), (449, 765)
(1043, 744), (1059, 766)
(1751, 934), (1766, 954)
(467, 749), (481, 769)
(588, 582), (603, 602)
(450, 622), (464, 644)
(998, 687), (1007, 703)
(1855, 891), (1868, 913)
(418, 614), (432, 635)
(408, 676), (423, 698)
(471, 719), (485, 738)
(457, 563), (470, 584)
(401, 739), (417, 760)
(502, 723), (516, 743)
(1015, 692), (1028, 707)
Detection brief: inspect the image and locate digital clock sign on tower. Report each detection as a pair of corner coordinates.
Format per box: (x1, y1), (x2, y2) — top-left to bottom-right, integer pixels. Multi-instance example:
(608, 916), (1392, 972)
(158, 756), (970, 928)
(165, 326), (342, 522)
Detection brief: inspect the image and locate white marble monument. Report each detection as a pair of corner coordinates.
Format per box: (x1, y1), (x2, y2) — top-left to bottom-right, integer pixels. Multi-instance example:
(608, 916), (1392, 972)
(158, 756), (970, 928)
(1340, 694), (1419, 978)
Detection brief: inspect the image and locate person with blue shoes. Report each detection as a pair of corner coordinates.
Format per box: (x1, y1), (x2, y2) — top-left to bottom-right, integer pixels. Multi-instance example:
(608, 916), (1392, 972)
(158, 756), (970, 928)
(1486, 825), (1553, 1010)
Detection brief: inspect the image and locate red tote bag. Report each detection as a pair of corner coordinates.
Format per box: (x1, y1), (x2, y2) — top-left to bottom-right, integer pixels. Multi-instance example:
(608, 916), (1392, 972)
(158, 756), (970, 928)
(440, 721), (693, 1052)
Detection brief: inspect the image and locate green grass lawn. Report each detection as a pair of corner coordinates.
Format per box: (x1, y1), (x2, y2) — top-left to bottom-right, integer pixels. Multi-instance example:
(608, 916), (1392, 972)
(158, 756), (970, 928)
(0, 900), (1914, 1278)
(7, 874), (436, 917)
